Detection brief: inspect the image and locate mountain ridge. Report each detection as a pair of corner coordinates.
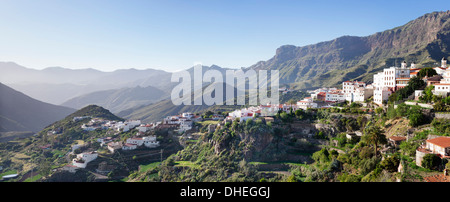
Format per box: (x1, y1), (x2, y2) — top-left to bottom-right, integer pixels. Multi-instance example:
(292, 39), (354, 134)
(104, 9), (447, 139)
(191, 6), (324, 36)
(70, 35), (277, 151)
(248, 10), (450, 89)
(0, 82), (76, 133)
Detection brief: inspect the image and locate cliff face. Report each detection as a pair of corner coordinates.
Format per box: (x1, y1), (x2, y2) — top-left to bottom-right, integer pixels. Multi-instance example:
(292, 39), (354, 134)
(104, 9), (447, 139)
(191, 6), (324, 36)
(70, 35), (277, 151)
(248, 11), (450, 89)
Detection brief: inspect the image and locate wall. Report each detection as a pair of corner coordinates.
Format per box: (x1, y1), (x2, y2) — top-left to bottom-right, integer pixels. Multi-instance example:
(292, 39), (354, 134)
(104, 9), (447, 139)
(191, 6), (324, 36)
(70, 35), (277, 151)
(415, 149), (428, 167)
(435, 113), (450, 119)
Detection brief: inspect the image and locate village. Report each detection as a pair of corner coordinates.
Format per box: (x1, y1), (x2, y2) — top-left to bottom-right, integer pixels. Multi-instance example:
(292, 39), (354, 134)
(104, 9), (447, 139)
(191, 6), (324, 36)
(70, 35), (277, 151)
(51, 58), (450, 181)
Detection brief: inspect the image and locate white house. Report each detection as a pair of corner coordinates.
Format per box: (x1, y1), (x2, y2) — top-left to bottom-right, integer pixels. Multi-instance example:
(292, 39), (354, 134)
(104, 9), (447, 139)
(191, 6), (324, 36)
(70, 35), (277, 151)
(228, 107), (260, 122)
(137, 124), (153, 133)
(179, 119), (193, 133)
(107, 142), (123, 153)
(122, 136), (160, 150)
(434, 62), (450, 96)
(325, 91), (345, 102)
(433, 57), (448, 76)
(342, 80), (373, 103)
(182, 112), (194, 118)
(72, 151), (98, 168)
(373, 86), (393, 105)
(122, 143), (138, 151)
(296, 97), (318, 110)
(425, 136), (450, 157)
(372, 63), (411, 105)
(143, 136), (160, 148)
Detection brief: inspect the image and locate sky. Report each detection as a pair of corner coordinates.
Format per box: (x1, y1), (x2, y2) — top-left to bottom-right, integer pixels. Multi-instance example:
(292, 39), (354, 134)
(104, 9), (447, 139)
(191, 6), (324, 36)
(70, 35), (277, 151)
(0, 0), (448, 72)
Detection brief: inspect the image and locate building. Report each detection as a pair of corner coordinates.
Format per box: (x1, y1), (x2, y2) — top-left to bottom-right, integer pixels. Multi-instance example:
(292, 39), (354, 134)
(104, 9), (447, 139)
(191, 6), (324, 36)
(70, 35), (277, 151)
(122, 136), (160, 151)
(425, 136), (450, 157)
(376, 65), (409, 88)
(137, 124), (154, 133)
(416, 136), (450, 167)
(433, 57), (448, 76)
(297, 97), (318, 110)
(325, 91), (345, 102)
(343, 80), (374, 103)
(388, 136), (407, 148)
(179, 119), (193, 133)
(372, 63), (411, 105)
(228, 107), (260, 122)
(122, 143), (138, 151)
(72, 151), (98, 168)
(433, 65), (450, 96)
(107, 142), (123, 153)
(143, 136), (160, 148)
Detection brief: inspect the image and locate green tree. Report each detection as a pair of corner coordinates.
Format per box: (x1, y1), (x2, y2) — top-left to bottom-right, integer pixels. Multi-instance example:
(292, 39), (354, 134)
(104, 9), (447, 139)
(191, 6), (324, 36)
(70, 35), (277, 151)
(380, 155), (400, 172)
(362, 125), (387, 156)
(396, 103), (409, 117)
(421, 153), (441, 170)
(408, 108), (426, 127)
(399, 140), (419, 156)
(417, 67), (437, 79)
(295, 109), (305, 120)
(280, 111), (291, 123)
(375, 107), (384, 115)
(312, 148), (330, 164)
(419, 85), (435, 103)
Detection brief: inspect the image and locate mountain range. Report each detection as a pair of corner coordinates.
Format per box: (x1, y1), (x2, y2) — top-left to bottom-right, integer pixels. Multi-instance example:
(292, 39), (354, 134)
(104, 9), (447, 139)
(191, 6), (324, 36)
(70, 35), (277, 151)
(1, 11), (450, 131)
(248, 10), (450, 90)
(0, 62), (172, 105)
(61, 85), (167, 113)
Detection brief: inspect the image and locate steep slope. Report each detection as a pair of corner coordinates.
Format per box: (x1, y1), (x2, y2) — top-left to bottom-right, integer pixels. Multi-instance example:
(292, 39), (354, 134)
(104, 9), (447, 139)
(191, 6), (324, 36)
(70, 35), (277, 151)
(61, 85), (167, 113)
(0, 83), (75, 132)
(248, 11), (450, 89)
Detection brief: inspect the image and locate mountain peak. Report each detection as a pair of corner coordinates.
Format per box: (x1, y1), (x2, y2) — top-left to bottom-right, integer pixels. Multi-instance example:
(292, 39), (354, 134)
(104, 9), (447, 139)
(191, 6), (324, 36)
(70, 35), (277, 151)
(248, 11), (450, 89)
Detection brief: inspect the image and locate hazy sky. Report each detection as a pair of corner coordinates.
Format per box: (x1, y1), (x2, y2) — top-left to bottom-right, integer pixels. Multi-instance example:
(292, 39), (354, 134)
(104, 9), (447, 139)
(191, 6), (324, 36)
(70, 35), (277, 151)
(0, 0), (448, 72)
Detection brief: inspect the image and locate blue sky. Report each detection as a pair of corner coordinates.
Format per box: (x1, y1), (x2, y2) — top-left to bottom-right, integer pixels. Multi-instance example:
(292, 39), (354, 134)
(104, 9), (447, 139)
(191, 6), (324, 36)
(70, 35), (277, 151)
(0, 0), (448, 72)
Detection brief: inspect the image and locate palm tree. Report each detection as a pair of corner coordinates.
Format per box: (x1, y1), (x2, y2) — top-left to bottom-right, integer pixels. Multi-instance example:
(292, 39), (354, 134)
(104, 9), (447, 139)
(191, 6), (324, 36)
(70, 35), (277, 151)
(362, 125), (387, 156)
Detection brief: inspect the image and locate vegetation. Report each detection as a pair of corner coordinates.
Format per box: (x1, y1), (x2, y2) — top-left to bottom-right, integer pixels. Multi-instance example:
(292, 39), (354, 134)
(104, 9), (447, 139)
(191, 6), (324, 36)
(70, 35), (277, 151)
(417, 67), (437, 79)
(388, 76), (426, 103)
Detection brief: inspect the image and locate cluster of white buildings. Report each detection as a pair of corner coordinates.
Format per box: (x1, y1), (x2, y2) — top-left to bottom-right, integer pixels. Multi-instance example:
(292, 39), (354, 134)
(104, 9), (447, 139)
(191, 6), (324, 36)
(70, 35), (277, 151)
(162, 112), (203, 133)
(372, 61), (411, 105)
(79, 118), (142, 133)
(431, 57), (450, 96)
(371, 57), (449, 105)
(227, 106), (262, 122)
(342, 81), (374, 103)
(225, 96), (329, 122)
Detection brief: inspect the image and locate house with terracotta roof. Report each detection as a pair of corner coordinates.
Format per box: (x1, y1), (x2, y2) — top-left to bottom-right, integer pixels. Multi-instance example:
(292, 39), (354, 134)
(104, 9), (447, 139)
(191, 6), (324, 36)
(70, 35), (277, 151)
(425, 136), (450, 157)
(388, 136), (407, 148)
(416, 136), (450, 167)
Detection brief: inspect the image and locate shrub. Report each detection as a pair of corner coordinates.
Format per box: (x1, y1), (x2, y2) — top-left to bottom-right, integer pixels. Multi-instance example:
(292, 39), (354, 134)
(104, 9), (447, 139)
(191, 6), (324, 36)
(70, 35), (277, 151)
(312, 148), (330, 164)
(421, 153), (441, 170)
(380, 155), (399, 172)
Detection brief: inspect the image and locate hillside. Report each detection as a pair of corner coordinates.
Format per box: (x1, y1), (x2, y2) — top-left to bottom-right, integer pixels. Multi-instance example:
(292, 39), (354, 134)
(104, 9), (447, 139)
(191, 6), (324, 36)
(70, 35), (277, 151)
(61, 86), (167, 113)
(248, 11), (450, 89)
(0, 82), (75, 133)
(117, 82), (243, 123)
